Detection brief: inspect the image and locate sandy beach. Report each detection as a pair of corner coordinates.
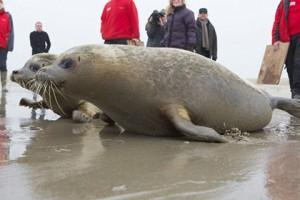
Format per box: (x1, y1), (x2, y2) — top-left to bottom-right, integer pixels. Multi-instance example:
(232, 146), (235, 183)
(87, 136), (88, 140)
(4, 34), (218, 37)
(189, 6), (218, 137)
(0, 80), (299, 200)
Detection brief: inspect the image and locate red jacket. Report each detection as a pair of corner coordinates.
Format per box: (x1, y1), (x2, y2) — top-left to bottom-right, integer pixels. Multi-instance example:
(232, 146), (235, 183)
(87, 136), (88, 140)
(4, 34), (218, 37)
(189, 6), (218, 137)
(0, 11), (11, 49)
(272, 0), (300, 44)
(101, 0), (140, 40)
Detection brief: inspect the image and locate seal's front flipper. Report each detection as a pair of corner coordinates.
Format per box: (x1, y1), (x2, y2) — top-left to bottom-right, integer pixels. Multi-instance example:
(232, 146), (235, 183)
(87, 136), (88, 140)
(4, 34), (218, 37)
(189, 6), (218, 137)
(72, 110), (93, 123)
(19, 98), (48, 109)
(161, 104), (227, 143)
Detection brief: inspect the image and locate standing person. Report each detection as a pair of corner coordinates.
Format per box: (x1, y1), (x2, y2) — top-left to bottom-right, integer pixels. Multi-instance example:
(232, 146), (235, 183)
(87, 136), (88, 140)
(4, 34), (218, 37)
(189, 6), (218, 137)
(146, 9), (166, 47)
(0, 0), (14, 92)
(272, 0), (300, 99)
(30, 22), (51, 55)
(195, 8), (217, 61)
(100, 0), (140, 45)
(30, 22), (50, 118)
(161, 0), (196, 51)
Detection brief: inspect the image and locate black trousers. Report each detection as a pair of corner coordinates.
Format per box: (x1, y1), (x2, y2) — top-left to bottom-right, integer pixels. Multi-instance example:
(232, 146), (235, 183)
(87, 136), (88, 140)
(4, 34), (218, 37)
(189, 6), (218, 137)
(32, 49), (47, 55)
(286, 34), (300, 95)
(104, 39), (128, 45)
(0, 48), (8, 72)
(196, 48), (211, 59)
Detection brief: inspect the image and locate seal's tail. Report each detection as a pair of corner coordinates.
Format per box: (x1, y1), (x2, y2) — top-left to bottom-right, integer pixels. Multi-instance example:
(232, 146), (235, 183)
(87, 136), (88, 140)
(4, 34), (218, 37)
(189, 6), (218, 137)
(271, 97), (300, 118)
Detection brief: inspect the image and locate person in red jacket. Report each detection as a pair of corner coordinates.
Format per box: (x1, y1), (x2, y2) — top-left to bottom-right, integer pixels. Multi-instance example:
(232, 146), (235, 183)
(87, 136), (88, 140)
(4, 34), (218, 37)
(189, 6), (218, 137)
(101, 0), (140, 45)
(0, 0), (14, 92)
(272, 0), (300, 98)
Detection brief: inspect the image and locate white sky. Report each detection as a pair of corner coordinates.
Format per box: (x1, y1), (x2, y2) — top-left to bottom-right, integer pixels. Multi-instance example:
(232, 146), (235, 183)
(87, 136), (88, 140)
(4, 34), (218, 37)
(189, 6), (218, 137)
(5, 0), (281, 78)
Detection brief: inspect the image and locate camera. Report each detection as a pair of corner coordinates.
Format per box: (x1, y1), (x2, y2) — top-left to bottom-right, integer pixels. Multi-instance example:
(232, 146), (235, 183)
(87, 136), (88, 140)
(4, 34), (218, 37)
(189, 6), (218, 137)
(150, 10), (163, 24)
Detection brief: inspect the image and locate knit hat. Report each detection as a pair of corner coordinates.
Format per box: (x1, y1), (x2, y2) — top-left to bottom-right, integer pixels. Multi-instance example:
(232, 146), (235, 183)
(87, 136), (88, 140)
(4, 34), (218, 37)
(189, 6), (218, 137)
(160, 9), (166, 16)
(199, 8), (208, 14)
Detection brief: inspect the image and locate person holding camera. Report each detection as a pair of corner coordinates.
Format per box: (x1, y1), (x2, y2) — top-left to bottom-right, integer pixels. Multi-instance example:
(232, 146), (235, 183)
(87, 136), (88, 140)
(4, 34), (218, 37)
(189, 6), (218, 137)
(146, 10), (166, 47)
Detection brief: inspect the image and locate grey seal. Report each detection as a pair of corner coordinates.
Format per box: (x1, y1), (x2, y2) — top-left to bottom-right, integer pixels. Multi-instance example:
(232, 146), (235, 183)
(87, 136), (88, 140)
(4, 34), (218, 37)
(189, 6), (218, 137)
(35, 45), (300, 142)
(11, 53), (101, 123)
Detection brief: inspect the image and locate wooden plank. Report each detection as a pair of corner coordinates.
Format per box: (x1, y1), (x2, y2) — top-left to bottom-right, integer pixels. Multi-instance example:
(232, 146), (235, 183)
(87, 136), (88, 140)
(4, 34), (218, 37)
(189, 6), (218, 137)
(257, 42), (289, 85)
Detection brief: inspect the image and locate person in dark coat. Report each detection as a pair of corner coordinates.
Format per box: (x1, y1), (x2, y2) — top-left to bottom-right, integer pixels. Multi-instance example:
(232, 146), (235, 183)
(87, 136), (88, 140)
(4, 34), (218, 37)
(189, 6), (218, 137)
(195, 8), (217, 61)
(146, 10), (166, 47)
(161, 0), (196, 51)
(0, 0), (14, 92)
(30, 22), (51, 55)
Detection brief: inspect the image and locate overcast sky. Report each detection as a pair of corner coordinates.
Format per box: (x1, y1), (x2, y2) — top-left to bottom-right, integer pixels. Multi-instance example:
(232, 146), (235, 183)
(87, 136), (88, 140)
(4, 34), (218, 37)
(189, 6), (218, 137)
(5, 0), (280, 78)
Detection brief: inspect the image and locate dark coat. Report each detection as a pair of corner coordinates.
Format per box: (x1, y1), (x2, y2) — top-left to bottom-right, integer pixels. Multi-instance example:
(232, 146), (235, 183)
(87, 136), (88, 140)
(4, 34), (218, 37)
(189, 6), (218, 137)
(30, 31), (51, 55)
(195, 19), (218, 60)
(7, 12), (14, 52)
(146, 22), (166, 47)
(161, 5), (196, 50)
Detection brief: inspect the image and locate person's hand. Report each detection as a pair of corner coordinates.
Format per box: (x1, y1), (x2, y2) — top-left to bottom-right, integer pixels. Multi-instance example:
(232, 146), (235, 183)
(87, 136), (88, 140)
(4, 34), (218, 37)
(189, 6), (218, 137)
(212, 57), (217, 61)
(128, 39), (142, 46)
(131, 38), (140, 45)
(273, 41), (280, 51)
(158, 18), (164, 26)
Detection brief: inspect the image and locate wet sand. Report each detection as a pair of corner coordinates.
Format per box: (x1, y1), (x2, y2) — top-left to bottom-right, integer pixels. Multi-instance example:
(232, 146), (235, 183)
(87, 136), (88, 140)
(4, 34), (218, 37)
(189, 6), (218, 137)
(0, 81), (299, 200)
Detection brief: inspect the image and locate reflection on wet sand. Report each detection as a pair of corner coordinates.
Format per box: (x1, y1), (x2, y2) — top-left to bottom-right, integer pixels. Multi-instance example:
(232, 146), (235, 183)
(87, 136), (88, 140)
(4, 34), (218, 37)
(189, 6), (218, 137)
(266, 143), (300, 200)
(0, 91), (8, 162)
(0, 131), (8, 162)
(0, 83), (300, 200)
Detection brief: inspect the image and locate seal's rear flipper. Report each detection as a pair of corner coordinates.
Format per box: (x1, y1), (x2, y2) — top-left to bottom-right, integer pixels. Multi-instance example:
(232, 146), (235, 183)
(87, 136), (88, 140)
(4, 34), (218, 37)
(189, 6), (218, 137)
(271, 97), (300, 118)
(161, 104), (227, 143)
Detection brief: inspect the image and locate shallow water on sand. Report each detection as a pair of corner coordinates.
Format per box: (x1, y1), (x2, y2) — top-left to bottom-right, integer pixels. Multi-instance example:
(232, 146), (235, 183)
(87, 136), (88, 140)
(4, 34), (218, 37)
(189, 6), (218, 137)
(0, 82), (299, 200)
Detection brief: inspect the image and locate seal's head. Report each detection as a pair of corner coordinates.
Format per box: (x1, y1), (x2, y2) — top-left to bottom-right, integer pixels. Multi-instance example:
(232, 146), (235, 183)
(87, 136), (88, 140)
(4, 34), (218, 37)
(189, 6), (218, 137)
(35, 45), (108, 98)
(11, 53), (57, 89)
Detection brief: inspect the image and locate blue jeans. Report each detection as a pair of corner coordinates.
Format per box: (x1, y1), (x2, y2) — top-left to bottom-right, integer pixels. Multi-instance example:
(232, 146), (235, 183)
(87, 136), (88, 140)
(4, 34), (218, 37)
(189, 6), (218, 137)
(0, 48), (8, 72)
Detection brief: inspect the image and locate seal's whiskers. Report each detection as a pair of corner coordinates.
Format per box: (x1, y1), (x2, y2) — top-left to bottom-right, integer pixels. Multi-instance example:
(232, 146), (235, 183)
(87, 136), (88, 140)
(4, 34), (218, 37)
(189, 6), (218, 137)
(48, 82), (54, 111)
(51, 83), (67, 116)
(51, 82), (70, 102)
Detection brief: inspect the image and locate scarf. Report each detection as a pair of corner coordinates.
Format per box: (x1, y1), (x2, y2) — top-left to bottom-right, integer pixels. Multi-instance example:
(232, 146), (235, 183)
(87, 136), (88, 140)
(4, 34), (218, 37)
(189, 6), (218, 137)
(200, 20), (209, 50)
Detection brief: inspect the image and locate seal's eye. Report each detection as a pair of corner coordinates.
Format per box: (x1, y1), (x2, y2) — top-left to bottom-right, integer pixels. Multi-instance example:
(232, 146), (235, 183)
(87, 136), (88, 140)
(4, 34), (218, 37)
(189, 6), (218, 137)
(60, 58), (74, 69)
(30, 64), (41, 72)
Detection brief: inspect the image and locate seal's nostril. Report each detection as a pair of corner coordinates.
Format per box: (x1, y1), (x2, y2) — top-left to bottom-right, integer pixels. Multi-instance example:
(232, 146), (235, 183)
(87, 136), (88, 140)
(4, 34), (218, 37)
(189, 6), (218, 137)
(12, 70), (18, 74)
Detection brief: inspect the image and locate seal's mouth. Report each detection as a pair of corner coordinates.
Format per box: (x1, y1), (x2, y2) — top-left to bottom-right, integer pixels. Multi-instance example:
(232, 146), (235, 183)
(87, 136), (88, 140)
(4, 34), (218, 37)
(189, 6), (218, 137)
(11, 70), (20, 83)
(10, 71), (34, 89)
(35, 70), (66, 90)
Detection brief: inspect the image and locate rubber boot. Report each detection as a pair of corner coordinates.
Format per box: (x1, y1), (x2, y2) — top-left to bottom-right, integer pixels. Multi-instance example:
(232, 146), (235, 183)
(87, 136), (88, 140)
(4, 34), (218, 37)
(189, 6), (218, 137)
(1, 71), (8, 93)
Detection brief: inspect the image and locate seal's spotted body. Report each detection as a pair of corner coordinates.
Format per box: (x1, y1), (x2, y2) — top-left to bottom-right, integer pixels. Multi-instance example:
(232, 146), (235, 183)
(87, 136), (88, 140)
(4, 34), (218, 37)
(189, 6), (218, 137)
(36, 45), (300, 142)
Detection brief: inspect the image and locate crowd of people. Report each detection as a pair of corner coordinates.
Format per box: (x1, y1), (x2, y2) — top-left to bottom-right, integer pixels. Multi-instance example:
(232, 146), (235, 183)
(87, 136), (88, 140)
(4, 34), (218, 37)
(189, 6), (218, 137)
(0, 0), (299, 99)
(100, 0), (218, 59)
(100, 0), (300, 100)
